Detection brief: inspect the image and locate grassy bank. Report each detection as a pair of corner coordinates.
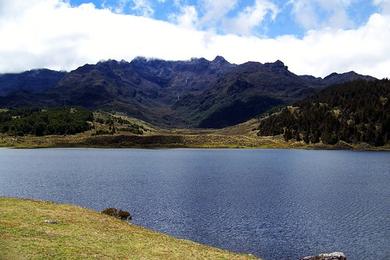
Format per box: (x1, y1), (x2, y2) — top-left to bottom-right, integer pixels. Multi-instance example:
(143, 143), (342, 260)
(1, 132), (389, 151)
(0, 116), (388, 150)
(0, 197), (258, 259)
(0, 118), (287, 149)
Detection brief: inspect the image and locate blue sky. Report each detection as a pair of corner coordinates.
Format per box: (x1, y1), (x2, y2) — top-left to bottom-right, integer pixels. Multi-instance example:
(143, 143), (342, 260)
(68, 0), (380, 37)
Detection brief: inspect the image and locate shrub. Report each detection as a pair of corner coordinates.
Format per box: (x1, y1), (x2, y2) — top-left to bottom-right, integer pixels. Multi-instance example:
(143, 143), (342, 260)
(101, 208), (132, 221)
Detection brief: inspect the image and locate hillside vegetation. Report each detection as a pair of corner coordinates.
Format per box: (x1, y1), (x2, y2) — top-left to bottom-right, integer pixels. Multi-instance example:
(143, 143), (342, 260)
(0, 108), (93, 136)
(258, 80), (390, 146)
(0, 115), (284, 149)
(0, 197), (258, 260)
(1, 80), (389, 150)
(0, 109), (389, 150)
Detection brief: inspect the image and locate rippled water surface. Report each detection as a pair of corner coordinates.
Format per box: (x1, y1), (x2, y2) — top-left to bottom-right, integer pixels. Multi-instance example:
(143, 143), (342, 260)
(0, 148), (389, 260)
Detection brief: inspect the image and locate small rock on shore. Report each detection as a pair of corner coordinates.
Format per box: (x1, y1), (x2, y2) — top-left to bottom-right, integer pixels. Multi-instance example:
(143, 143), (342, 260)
(301, 252), (346, 260)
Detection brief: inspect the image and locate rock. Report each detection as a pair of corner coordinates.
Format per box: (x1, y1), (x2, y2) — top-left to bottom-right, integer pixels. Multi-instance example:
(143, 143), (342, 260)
(44, 219), (59, 224)
(301, 252), (346, 260)
(101, 208), (132, 221)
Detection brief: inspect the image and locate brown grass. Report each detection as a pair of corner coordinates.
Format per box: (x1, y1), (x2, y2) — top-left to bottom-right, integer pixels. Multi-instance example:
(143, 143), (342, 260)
(0, 114), (388, 151)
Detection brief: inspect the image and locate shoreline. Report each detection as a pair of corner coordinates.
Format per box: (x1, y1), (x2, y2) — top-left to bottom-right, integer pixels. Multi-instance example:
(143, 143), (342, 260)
(1, 140), (389, 152)
(1, 142), (389, 152)
(1, 143), (389, 151)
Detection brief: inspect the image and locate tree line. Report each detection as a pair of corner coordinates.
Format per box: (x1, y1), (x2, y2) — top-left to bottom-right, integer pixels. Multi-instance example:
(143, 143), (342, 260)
(258, 79), (390, 146)
(0, 107), (93, 136)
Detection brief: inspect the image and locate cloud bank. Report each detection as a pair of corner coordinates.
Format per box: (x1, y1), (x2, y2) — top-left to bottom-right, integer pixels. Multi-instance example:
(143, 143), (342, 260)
(0, 0), (389, 78)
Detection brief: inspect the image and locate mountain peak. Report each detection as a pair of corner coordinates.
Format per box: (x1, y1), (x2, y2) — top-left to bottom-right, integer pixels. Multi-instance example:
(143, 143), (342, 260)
(274, 60), (285, 66)
(323, 71), (376, 86)
(267, 60), (287, 68)
(189, 57), (209, 64)
(212, 56), (229, 65)
(325, 71), (356, 78)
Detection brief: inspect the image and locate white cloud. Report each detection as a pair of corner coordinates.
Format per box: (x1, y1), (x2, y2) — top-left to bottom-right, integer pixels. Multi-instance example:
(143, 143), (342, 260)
(0, 0), (389, 79)
(100, 0), (129, 13)
(114, 0), (130, 13)
(374, 0), (390, 14)
(170, 5), (199, 29)
(199, 0), (238, 27)
(224, 0), (279, 35)
(131, 0), (154, 16)
(290, 0), (354, 30)
(172, 0), (277, 35)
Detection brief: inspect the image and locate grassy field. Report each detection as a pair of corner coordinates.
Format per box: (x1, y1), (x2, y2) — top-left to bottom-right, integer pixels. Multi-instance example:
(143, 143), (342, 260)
(0, 197), (259, 260)
(0, 113), (388, 150)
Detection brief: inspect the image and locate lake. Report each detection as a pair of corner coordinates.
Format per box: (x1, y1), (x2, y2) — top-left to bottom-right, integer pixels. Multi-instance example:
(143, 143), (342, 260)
(0, 148), (389, 260)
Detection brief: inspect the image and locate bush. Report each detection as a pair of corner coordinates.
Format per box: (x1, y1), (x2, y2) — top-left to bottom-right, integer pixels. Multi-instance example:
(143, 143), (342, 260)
(101, 208), (132, 221)
(93, 129), (113, 136)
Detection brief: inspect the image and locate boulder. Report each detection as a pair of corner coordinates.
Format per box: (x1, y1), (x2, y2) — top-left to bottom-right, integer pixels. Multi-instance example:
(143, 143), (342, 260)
(301, 252), (346, 260)
(44, 219), (59, 224)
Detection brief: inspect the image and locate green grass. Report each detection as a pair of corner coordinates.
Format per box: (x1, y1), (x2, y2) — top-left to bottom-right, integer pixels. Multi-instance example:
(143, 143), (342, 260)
(0, 197), (259, 260)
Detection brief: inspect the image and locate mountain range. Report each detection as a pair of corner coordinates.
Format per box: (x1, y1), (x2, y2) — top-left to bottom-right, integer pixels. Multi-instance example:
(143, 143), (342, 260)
(0, 56), (376, 128)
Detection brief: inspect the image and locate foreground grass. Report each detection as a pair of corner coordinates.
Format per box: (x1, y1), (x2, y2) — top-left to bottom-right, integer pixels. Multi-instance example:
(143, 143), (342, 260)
(0, 198), (258, 260)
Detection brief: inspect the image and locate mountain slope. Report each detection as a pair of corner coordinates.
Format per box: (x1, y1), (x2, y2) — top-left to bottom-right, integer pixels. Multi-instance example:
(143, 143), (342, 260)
(0, 69), (65, 96)
(175, 61), (317, 128)
(258, 79), (390, 146)
(0, 57), (376, 128)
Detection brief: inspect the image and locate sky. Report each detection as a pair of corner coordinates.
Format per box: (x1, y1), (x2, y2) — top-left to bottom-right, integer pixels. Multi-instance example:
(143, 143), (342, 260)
(0, 0), (389, 78)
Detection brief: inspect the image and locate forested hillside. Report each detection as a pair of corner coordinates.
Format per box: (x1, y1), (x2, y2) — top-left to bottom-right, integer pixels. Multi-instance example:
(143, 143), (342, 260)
(0, 108), (93, 136)
(258, 80), (390, 146)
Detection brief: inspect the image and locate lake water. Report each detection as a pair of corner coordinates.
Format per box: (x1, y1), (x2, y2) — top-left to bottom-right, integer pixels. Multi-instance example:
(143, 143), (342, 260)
(0, 148), (389, 260)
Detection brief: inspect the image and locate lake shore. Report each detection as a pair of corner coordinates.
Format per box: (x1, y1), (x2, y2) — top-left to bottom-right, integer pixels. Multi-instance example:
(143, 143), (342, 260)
(0, 197), (258, 259)
(1, 133), (389, 151)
